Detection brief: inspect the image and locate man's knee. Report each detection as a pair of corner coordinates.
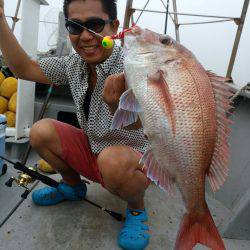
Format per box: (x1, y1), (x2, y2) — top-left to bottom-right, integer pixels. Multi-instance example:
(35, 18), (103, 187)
(29, 118), (56, 149)
(97, 146), (140, 187)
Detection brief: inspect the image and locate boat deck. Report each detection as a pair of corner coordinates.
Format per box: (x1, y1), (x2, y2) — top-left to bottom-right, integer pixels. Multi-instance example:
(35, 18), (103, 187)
(0, 150), (250, 250)
(1, 96), (250, 250)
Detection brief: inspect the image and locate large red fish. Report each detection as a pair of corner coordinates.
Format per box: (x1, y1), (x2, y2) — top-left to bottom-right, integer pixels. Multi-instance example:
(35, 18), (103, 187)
(112, 26), (233, 249)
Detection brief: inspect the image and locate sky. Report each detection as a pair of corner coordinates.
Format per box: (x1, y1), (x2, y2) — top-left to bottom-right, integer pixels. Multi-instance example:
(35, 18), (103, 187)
(4, 0), (250, 87)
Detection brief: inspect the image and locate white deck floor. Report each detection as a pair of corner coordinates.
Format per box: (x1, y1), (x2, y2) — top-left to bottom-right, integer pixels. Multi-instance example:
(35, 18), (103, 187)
(1, 165), (250, 250)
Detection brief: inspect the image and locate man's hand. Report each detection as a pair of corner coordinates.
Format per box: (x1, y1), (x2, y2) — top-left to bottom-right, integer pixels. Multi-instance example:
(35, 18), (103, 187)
(103, 73), (143, 130)
(103, 73), (126, 114)
(0, 0), (4, 19)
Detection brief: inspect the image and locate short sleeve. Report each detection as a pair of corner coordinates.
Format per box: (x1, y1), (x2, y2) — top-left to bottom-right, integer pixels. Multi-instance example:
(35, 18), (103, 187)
(38, 56), (69, 86)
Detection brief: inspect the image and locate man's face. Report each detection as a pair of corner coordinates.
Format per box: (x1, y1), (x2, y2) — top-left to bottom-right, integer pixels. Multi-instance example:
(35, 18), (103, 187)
(67, 0), (119, 65)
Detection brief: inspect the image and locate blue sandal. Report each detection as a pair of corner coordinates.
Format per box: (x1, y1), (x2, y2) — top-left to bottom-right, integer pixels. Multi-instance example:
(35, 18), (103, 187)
(118, 208), (150, 250)
(32, 181), (87, 206)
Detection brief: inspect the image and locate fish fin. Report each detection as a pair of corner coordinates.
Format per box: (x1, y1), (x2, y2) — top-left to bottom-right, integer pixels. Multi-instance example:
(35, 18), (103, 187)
(174, 207), (225, 250)
(147, 70), (176, 136)
(140, 148), (175, 195)
(119, 88), (143, 112)
(111, 109), (138, 129)
(207, 71), (233, 192)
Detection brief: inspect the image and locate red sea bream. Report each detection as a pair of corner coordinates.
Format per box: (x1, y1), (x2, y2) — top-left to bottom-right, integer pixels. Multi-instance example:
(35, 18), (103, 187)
(111, 26), (232, 250)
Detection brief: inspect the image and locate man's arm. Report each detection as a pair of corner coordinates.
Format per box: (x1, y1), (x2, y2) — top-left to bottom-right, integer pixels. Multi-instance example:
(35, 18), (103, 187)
(0, 1), (51, 84)
(102, 73), (142, 130)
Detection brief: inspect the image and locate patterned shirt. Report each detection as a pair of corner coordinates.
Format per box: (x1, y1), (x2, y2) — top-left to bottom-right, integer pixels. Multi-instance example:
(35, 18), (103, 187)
(38, 45), (148, 154)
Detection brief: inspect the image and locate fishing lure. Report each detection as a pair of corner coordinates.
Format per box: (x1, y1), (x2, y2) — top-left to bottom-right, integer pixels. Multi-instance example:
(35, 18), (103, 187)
(101, 27), (133, 49)
(101, 26), (135, 49)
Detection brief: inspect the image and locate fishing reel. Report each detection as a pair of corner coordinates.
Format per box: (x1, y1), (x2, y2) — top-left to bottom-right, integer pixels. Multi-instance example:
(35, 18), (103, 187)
(1, 156), (125, 221)
(5, 165), (37, 199)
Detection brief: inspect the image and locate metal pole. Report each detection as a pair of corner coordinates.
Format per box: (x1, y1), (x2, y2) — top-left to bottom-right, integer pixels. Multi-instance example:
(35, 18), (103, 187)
(164, 0), (170, 34)
(179, 19), (233, 26)
(122, 0), (134, 46)
(123, 0), (134, 30)
(172, 0), (180, 42)
(226, 0), (249, 78)
(132, 9), (237, 19)
(11, 0), (22, 32)
(134, 0), (150, 25)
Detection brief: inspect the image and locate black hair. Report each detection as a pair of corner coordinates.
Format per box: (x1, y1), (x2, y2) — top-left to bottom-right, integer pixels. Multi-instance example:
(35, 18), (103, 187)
(63, 0), (117, 20)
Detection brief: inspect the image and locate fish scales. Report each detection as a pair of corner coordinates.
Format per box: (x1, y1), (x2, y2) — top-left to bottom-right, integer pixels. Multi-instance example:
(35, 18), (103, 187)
(112, 26), (232, 250)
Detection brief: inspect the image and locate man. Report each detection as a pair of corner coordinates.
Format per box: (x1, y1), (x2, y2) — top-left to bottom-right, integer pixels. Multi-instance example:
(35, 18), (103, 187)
(0, 0), (150, 249)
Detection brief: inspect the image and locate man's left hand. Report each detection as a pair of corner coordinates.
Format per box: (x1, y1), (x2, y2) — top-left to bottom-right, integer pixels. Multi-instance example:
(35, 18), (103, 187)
(103, 73), (126, 114)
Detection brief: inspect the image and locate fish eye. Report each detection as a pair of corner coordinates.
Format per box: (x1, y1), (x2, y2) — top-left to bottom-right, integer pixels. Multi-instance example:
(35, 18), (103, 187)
(160, 36), (172, 45)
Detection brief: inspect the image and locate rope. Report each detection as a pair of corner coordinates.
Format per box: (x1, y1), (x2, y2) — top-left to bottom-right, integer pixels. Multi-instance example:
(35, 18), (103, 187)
(6, 16), (58, 25)
(134, 0), (151, 25)
(160, 0), (175, 26)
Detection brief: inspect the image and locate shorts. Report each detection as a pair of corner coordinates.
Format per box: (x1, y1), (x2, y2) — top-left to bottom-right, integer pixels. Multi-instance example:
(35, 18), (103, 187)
(51, 120), (150, 188)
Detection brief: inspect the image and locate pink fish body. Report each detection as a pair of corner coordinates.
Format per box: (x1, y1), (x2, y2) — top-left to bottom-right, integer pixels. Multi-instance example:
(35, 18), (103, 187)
(112, 27), (232, 250)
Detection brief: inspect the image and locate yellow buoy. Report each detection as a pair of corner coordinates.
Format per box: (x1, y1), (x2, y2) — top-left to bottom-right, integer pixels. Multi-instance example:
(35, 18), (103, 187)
(5, 111), (16, 127)
(0, 77), (18, 99)
(0, 71), (5, 85)
(8, 92), (17, 112)
(0, 96), (8, 114)
(102, 36), (114, 49)
(37, 159), (56, 173)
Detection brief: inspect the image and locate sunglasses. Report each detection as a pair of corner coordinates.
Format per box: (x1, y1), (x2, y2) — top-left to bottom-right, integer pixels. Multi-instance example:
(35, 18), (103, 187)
(65, 18), (114, 35)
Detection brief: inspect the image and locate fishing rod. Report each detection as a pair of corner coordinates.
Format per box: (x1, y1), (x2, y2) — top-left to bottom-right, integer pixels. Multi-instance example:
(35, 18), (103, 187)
(1, 40), (125, 222)
(1, 15), (135, 222)
(1, 87), (125, 221)
(0, 155), (125, 221)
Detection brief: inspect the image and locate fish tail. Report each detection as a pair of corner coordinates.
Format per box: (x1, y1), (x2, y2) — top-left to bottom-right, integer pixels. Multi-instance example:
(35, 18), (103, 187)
(174, 207), (225, 250)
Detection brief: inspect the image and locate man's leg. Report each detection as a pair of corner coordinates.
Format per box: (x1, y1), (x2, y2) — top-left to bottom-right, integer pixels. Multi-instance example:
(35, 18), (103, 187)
(30, 118), (81, 185)
(97, 145), (150, 250)
(97, 145), (149, 210)
(29, 118), (87, 205)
